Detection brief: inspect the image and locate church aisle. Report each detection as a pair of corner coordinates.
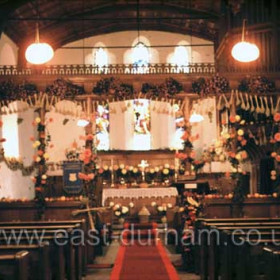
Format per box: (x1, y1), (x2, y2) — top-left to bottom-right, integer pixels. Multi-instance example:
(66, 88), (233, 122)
(86, 225), (199, 280)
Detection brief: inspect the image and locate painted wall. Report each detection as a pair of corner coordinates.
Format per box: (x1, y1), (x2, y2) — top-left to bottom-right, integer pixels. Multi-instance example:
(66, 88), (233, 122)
(0, 33), (18, 65)
(48, 30), (214, 65)
(0, 105), (36, 199)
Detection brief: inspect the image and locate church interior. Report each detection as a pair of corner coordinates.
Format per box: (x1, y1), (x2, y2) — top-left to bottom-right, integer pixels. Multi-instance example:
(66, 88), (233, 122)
(0, 0), (280, 279)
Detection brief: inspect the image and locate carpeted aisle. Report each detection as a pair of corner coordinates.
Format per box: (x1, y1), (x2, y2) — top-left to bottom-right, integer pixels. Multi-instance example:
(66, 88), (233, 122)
(110, 223), (180, 280)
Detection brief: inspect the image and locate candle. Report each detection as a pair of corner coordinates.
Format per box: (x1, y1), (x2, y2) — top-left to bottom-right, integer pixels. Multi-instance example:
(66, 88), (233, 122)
(111, 159), (114, 186)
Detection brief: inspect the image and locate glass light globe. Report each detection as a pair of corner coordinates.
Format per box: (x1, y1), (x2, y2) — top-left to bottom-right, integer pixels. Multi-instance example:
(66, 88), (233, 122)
(25, 42), (54, 65)
(231, 41), (259, 62)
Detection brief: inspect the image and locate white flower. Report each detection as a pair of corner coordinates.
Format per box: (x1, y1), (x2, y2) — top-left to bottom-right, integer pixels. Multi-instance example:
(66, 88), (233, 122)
(129, 166), (134, 171)
(120, 164), (125, 169)
(103, 165), (109, 170)
(155, 167), (159, 172)
(157, 206), (163, 212)
(121, 206), (129, 214)
(115, 211), (121, 216)
(41, 174), (47, 180)
(109, 201), (114, 207)
(179, 207), (185, 212)
(113, 204), (120, 210)
(164, 163), (170, 169)
(151, 201), (157, 207)
(167, 203), (173, 208)
(129, 202), (134, 208)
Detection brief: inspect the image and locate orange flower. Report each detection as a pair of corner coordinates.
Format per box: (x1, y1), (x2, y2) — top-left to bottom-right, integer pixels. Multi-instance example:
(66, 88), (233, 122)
(181, 131), (189, 141)
(86, 134), (94, 141)
(229, 152), (236, 158)
(271, 152), (277, 158)
(98, 168), (104, 174)
(175, 153), (188, 160)
(229, 115), (236, 123)
(84, 149), (92, 158)
(225, 172), (231, 178)
(48, 118), (53, 123)
(274, 133), (280, 142)
(241, 139), (247, 146)
(35, 187), (43, 192)
(241, 151), (248, 159)
(30, 136), (35, 141)
(78, 172), (87, 180)
(37, 150), (44, 156)
(237, 136), (243, 141)
(274, 113), (280, 122)
(276, 155), (280, 162)
(41, 180), (46, 184)
(190, 151), (196, 159)
(87, 173), (95, 180)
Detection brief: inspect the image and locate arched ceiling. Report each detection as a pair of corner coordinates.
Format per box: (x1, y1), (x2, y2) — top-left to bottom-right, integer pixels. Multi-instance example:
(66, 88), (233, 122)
(0, 0), (222, 50)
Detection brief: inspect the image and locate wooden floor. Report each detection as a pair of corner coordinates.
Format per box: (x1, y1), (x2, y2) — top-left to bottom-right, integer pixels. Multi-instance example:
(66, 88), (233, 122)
(85, 239), (199, 280)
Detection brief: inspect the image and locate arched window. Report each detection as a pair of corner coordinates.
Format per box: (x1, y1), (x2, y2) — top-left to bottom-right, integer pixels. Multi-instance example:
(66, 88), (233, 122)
(132, 42), (149, 66)
(172, 46), (189, 67)
(94, 47), (108, 67)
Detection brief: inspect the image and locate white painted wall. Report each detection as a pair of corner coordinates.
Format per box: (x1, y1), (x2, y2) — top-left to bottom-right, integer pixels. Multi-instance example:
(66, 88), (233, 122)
(48, 30), (214, 65)
(0, 33), (18, 65)
(45, 103), (85, 163)
(0, 105), (36, 199)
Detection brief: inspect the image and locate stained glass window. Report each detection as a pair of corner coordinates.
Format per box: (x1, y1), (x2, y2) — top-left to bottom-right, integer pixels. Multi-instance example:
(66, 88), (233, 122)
(96, 104), (109, 150)
(94, 47), (108, 68)
(132, 42), (149, 66)
(133, 99), (150, 150)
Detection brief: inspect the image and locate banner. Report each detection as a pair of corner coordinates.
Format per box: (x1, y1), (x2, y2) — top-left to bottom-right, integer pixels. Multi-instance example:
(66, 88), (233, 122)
(63, 161), (83, 194)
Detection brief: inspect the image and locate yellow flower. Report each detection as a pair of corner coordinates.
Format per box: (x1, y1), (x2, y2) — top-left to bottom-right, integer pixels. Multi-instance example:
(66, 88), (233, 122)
(35, 117), (41, 124)
(237, 129), (244, 136)
(163, 168), (169, 175)
(43, 153), (49, 159)
(36, 156), (41, 162)
(121, 169), (127, 175)
(271, 170), (277, 176)
(41, 174), (47, 180)
(32, 141), (41, 148)
(235, 115), (241, 122)
(235, 154), (241, 160)
(240, 120), (246, 125)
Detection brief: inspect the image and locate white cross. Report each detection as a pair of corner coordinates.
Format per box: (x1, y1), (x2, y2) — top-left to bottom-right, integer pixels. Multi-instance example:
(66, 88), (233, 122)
(138, 160), (149, 182)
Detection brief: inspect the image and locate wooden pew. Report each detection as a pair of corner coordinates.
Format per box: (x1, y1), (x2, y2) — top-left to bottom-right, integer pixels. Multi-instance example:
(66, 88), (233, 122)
(0, 242), (50, 280)
(0, 219), (94, 268)
(0, 251), (29, 280)
(0, 223), (84, 280)
(195, 218), (280, 280)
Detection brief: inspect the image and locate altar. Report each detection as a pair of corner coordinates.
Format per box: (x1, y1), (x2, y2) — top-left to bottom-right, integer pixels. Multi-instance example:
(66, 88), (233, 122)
(102, 187), (178, 210)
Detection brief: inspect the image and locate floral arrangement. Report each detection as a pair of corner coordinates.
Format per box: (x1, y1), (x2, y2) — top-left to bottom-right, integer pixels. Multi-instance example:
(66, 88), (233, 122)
(176, 126), (205, 174)
(45, 78), (85, 99)
(92, 77), (134, 97)
(141, 77), (183, 97)
(30, 116), (53, 218)
(110, 202), (134, 221)
(151, 201), (173, 222)
(65, 141), (82, 161)
(0, 80), (38, 101)
(238, 76), (276, 94)
(192, 74), (230, 95)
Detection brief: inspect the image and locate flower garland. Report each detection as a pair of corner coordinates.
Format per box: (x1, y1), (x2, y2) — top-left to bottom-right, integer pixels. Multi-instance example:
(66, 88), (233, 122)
(92, 77), (134, 97)
(238, 76), (275, 94)
(30, 116), (51, 218)
(45, 78), (85, 99)
(175, 124), (205, 175)
(192, 74), (230, 95)
(141, 77), (183, 97)
(0, 80), (38, 101)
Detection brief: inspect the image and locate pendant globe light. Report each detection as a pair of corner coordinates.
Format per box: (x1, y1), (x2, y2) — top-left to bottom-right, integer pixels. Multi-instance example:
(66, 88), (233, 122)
(25, 22), (54, 65)
(231, 19), (259, 63)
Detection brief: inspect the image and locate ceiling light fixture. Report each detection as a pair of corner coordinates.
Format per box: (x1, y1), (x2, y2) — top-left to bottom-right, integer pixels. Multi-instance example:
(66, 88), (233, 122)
(25, 22), (54, 65)
(231, 19), (259, 63)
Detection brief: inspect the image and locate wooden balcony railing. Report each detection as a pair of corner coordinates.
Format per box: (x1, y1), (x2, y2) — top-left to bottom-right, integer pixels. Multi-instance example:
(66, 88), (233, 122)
(0, 63), (216, 76)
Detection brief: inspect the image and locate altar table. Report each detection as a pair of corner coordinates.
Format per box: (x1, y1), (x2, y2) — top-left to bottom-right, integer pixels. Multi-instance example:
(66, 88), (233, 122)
(102, 187), (178, 208)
